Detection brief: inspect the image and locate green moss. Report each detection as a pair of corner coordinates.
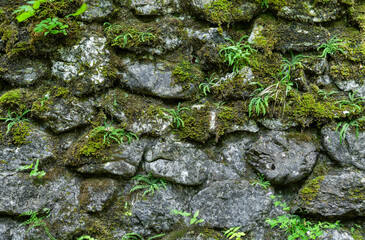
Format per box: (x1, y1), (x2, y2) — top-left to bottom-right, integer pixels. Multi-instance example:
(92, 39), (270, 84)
(10, 122), (30, 145)
(348, 186), (365, 201)
(203, 0), (242, 27)
(78, 136), (107, 158)
(300, 176), (325, 202)
(330, 62), (365, 84)
(285, 132), (313, 142)
(177, 106), (211, 143)
(0, 89), (27, 110)
(216, 102), (248, 140)
(172, 60), (203, 90)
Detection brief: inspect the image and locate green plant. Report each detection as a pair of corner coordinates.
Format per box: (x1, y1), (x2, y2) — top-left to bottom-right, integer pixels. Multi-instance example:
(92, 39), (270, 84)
(281, 52), (306, 72)
(103, 22), (122, 32)
(199, 73), (219, 96)
(219, 35), (257, 73)
(261, 0), (269, 8)
(251, 173), (270, 189)
(34, 18), (69, 36)
(138, 28), (156, 43)
(19, 208), (56, 240)
(214, 101), (226, 110)
(115, 31), (134, 48)
(36, 93), (50, 107)
(130, 174), (167, 196)
(171, 210), (205, 225)
(336, 116), (365, 144)
(90, 120), (138, 145)
(335, 91), (365, 113)
(317, 36), (345, 58)
(0, 109), (31, 135)
(16, 159), (46, 179)
(248, 82), (272, 117)
(113, 28), (156, 48)
(161, 103), (189, 128)
(77, 236), (97, 240)
(223, 227), (246, 240)
(12, 0), (48, 22)
(266, 194), (341, 240)
(317, 90), (338, 100)
(66, 3), (88, 18)
(121, 233), (165, 240)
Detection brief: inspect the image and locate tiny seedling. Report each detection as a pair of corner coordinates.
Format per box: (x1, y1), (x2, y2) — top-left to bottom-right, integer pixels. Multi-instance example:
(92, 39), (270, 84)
(19, 208), (56, 240)
(161, 103), (189, 128)
(115, 32), (134, 48)
(138, 28), (156, 43)
(199, 73), (219, 96)
(317, 36), (345, 58)
(336, 116), (365, 144)
(130, 174), (167, 196)
(90, 120), (138, 145)
(16, 159), (46, 179)
(171, 209), (204, 225)
(317, 90), (338, 100)
(0, 109), (31, 135)
(335, 91), (365, 113)
(223, 227), (246, 240)
(251, 173), (270, 189)
(281, 52), (306, 72)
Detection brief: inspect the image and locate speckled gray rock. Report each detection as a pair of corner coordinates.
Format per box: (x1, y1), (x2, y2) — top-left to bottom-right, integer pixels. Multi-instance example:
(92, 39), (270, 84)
(0, 219), (26, 240)
(132, 185), (191, 233)
(190, 0), (260, 24)
(321, 126), (365, 170)
(189, 180), (273, 230)
(34, 98), (94, 133)
(120, 60), (194, 99)
(144, 139), (239, 185)
(277, 1), (346, 23)
(247, 131), (318, 185)
(76, 140), (147, 177)
(1, 58), (47, 86)
(52, 35), (112, 96)
(319, 229), (354, 240)
(258, 118), (298, 131)
(130, 0), (180, 15)
(81, 0), (114, 21)
(0, 125), (54, 171)
(298, 168), (365, 217)
(79, 178), (118, 212)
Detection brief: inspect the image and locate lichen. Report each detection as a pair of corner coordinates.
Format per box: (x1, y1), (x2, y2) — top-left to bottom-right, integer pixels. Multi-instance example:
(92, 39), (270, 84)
(300, 176), (325, 202)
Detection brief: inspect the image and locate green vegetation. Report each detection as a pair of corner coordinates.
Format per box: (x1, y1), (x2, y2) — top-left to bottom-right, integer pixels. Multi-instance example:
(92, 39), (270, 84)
(16, 159), (46, 179)
(266, 194), (341, 240)
(336, 116), (365, 144)
(0, 109), (30, 135)
(34, 18), (69, 36)
(90, 120), (138, 145)
(335, 91), (365, 114)
(130, 174), (167, 196)
(219, 36), (256, 73)
(171, 210), (205, 225)
(161, 103), (189, 128)
(317, 90), (338, 100)
(199, 73), (219, 96)
(223, 227), (245, 240)
(77, 236), (97, 240)
(317, 36), (345, 58)
(251, 173), (270, 189)
(248, 82), (271, 117)
(12, 0), (48, 22)
(66, 3), (88, 18)
(19, 208), (56, 240)
(281, 52), (306, 72)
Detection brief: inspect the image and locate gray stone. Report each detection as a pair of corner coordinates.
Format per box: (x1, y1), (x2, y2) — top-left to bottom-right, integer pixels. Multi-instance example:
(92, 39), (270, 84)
(247, 131), (318, 185)
(298, 168), (365, 217)
(130, 0), (180, 15)
(319, 229), (354, 240)
(34, 98), (94, 133)
(186, 27), (228, 45)
(79, 178), (118, 212)
(321, 126), (365, 170)
(190, 0), (260, 24)
(81, 0), (114, 21)
(0, 219), (26, 240)
(2, 58), (47, 86)
(0, 126), (54, 171)
(52, 35), (112, 96)
(121, 60), (194, 99)
(258, 118), (298, 131)
(189, 180), (273, 230)
(277, 1), (346, 23)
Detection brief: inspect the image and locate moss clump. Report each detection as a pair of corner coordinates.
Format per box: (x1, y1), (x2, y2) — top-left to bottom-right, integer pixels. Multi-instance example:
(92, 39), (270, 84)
(78, 136), (107, 158)
(172, 60), (203, 90)
(203, 0), (242, 27)
(216, 102), (248, 140)
(177, 106), (211, 143)
(330, 62), (365, 83)
(10, 122), (30, 145)
(0, 89), (27, 110)
(300, 176), (325, 202)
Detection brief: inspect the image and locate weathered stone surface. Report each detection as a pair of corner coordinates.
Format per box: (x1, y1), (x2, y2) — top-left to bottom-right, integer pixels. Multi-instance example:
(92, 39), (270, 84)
(189, 180), (273, 230)
(247, 131), (318, 185)
(0, 126), (54, 171)
(34, 98), (94, 133)
(322, 126), (365, 170)
(0, 219), (26, 240)
(190, 0), (260, 24)
(130, 0), (180, 15)
(1, 58), (47, 86)
(258, 118), (298, 131)
(81, 0), (114, 21)
(298, 168), (365, 217)
(277, 1), (346, 23)
(79, 178), (118, 212)
(52, 36), (112, 96)
(120, 60), (194, 99)
(132, 185), (191, 233)
(319, 229), (354, 240)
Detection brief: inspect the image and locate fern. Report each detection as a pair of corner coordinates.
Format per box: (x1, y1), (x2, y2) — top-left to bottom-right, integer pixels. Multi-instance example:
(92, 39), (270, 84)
(130, 174), (167, 196)
(223, 227), (246, 240)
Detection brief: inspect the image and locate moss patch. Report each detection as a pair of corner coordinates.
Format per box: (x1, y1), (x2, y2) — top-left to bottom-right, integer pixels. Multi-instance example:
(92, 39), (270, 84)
(300, 176), (325, 202)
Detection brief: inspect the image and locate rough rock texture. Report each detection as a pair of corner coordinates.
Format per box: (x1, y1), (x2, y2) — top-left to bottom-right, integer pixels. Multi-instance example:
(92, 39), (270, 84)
(298, 168), (365, 217)
(0, 219), (26, 240)
(130, 0), (180, 15)
(247, 131), (318, 185)
(189, 180), (273, 230)
(81, 0), (114, 21)
(52, 36), (112, 96)
(322, 126), (365, 170)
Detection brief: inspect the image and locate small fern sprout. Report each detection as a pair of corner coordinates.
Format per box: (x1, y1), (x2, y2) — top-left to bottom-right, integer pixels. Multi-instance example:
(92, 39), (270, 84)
(161, 102), (189, 128)
(317, 36), (346, 58)
(199, 73), (219, 96)
(223, 226), (246, 240)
